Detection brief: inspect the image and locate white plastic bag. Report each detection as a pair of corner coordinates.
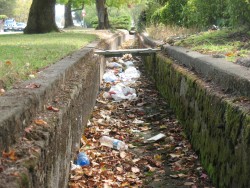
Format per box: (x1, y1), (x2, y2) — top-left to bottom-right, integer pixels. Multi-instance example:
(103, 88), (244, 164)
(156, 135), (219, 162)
(109, 83), (137, 101)
(106, 62), (123, 68)
(103, 71), (119, 82)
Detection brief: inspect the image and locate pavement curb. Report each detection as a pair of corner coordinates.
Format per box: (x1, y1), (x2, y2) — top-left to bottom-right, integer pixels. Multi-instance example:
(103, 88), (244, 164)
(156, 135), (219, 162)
(139, 33), (250, 98)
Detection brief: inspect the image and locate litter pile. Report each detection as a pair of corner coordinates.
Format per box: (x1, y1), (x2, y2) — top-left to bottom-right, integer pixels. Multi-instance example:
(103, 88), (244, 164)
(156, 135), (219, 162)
(102, 54), (140, 102)
(68, 55), (214, 188)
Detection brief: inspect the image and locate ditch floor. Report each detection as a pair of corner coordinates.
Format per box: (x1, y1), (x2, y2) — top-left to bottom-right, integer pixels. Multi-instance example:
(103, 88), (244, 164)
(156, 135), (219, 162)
(68, 40), (215, 188)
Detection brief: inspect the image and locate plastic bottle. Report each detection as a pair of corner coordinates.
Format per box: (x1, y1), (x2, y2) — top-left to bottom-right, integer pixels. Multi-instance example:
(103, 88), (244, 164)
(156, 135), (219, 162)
(76, 152), (90, 166)
(100, 136), (128, 151)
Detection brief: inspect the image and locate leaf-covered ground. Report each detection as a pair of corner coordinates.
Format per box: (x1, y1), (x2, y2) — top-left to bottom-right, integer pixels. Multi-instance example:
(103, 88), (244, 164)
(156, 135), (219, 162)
(68, 41), (215, 188)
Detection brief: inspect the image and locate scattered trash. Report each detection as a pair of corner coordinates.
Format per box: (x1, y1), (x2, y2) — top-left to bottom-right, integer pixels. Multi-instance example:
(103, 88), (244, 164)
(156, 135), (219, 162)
(146, 133), (166, 142)
(108, 83), (137, 101)
(70, 161), (81, 171)
(76, 152), (90, 166)
(102, 55), (140, 102)
(103, 71), (119, 83)
(123, 61), (134, 68)
(106, 61), (123, 69)
(100, 136), (128, 151)
(119, 67), (140, 80)
(132, 118), (144, 124)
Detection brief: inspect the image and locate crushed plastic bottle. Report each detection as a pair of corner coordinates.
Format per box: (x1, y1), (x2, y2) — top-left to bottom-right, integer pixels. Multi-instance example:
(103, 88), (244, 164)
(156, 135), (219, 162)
(100, 136), (128, 151)
(76, 152), (90, 166)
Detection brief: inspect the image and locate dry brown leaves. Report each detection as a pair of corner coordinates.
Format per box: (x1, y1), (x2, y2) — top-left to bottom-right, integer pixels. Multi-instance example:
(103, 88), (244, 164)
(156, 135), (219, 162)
(69, 56), (214, 188)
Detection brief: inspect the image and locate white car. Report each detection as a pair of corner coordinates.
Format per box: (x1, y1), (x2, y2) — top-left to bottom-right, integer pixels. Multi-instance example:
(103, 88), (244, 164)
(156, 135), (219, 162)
(14, 22), (26, 31)
(4, 19), (16, 31)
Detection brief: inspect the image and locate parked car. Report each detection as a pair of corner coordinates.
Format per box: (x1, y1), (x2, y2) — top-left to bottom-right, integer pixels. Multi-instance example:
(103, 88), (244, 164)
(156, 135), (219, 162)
(13, 22), (26, 31)
(4, 19), (16, 31)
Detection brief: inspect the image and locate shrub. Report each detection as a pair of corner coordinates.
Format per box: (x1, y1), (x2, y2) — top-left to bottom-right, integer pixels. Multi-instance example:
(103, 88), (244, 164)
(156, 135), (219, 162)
(0, 15), (7, 20)
(226, 0), (250, 27)
(91, 15), (131, 30)
(160, 0), (188, 26)
(110, 15), (131, 30)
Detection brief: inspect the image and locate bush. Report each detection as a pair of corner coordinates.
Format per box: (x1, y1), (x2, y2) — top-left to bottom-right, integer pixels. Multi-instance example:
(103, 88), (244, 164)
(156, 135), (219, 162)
(226, 0), (250, 26)
(0, 15), (7, 20)
(91, 15), (131, 30)
(110, 15), (131, 30)
(137, 0), (250, 30)
(160, 0), (188, 26)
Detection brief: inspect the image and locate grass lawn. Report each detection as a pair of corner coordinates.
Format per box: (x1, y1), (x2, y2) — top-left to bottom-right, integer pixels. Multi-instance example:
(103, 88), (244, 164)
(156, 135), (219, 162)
(174, 28), (250, 62)
(0, 31), (97, 89)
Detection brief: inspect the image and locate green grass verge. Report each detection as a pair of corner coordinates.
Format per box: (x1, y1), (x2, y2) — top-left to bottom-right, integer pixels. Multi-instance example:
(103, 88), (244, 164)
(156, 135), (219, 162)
(0, 31), (97, 89)
(175, 28), (250, 62)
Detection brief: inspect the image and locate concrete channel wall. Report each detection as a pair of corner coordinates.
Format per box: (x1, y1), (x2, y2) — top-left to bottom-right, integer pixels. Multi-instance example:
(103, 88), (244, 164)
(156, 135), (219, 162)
(0, 31), (126, 188)
(138, 34), (250, 188)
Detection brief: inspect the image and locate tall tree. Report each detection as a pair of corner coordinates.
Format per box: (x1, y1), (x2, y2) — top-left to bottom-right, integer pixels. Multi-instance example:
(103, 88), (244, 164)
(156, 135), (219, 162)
(96, 0), (110, 29)
(24, 0), (59, 34)
(95, 0), (143, 29)
(64, 0), (74, 27)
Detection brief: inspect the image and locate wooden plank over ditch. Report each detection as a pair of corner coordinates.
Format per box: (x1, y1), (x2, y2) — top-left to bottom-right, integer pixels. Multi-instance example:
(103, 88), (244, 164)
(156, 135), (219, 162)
(95, 48), (161, 57)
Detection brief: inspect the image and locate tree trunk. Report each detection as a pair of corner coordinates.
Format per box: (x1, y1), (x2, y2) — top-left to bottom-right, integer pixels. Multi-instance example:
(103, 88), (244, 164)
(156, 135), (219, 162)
(24, 0), (59, 34)
(95, 0), (110, 30)
(64, 0), (74, 28)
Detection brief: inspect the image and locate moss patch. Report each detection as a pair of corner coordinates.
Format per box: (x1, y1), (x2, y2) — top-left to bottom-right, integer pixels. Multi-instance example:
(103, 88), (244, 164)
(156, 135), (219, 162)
(143, 52), (250, 188)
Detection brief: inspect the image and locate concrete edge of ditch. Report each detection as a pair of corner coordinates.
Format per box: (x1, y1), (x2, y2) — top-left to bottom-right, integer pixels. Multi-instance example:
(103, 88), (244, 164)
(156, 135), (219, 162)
(0, 30), (127, 188)
(139, 33), (250, 99)
(138, 33), (250, 188)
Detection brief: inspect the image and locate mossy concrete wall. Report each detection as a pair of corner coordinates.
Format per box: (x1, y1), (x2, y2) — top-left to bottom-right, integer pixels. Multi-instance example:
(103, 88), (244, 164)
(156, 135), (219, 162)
(0, 31), (126, 188)
(138, 35), (250, 188)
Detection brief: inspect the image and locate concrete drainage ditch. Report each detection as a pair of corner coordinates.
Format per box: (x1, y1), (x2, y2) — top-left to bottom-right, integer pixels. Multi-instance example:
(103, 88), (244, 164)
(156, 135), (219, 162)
(0, 30), (249, 188)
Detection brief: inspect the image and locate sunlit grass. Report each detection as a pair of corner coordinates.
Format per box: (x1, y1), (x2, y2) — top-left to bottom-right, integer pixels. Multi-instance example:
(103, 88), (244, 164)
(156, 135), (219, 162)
(147, 25), (250, 62)
(146, 24), (200, 41)
(175, 28), (250, 61)
(0, 31), (97, 89)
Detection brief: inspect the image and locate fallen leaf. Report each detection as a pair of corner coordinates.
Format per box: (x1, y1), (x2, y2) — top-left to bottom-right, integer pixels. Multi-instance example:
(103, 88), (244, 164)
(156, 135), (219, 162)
(25, 83), (41, 89)
(200, 173), (208, 179)
(139, 126), (149, 131)
(116, 166), (123, 173)
(225, 52), (234, 57)
(131, 167), (140, 173)
(116, 175), (124, 181)
(121, 182), (130, 187)
(154, 154), (162, 161)
(169, 174), (179, 179)
(169, 153), (181, 158)
(2, 150), (17, 161)
(184, 182), (194, 186)
(178, 173), (188, 178)
(34, 119), (47, 126)
(120, 151), (126, 159)
(47, 105), (59, 112)
(5, 60), (12, 66)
